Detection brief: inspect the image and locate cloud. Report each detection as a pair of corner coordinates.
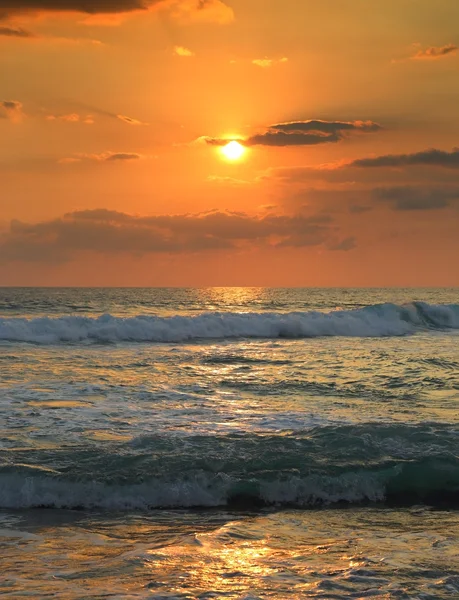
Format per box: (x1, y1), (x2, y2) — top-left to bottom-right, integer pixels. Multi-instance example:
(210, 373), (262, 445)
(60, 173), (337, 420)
(47, 113), (94, 124)
(373, 187), (459, 211)
(0, 0), (233, 24)
(166, 0), (233, 24)
(46, 103), (146, 126)
(0, 0), (152, 16)
(351, 147), (459, 169)
(0, 26), (34, 37)
(0, 25), (101, 42)
(116, 114), (147, 125)
(0, 209), (346, 263)
(252, 57), (288, 68)
(60, 151), (143, 163)
(1, 100), (21, 111)
(103, 152), (142, 161)
(0, 100), (24, 122)
(205, 120), (382, 148)
(411, 44), (458, 60)
(207, 175), (251, 185)
(260, 147), (459, 188)
(58, 157), (83, 165)
(173, 45), (194, 57)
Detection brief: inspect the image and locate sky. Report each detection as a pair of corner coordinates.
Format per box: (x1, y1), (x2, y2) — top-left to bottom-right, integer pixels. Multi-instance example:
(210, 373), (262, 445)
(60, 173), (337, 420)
(1, 0), (459, 287)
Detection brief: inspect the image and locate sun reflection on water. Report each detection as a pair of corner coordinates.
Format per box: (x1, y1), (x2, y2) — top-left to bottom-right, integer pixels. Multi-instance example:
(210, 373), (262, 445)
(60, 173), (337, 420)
(198, 287), (268, 312)
(2, 509), (459, 598)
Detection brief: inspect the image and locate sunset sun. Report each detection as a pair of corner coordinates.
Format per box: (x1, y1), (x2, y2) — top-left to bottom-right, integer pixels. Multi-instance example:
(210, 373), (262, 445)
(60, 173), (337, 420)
(221, 140), (246, 161)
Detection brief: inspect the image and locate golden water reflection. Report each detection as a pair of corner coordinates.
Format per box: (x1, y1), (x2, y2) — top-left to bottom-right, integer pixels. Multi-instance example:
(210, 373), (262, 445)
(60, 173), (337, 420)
(2, 508), (459, 598)
(198, 287), (268, 312)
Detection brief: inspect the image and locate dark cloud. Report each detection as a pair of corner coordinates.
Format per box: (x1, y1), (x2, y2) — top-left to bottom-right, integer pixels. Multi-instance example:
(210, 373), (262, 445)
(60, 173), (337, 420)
(246, 131), (342, 147)
(206, 120), (382, 148)
(352, 148), (459, 169)
(261, 156), (459, 186)
(0, 26), (34, 36)
(270, 120), (381, 134)
(277, 182), (459, 217)
(411, 44), (458, 60)
(0, 209), (345, 263)
(373, 187), (459, 211)
(116, 114), (147, 125)
(0, 0), (232, 21)
(0, 1), (155, 17)
(0, 100), (24, 121)
(104, 152), (141, 161)
(1, 100), (21, 111)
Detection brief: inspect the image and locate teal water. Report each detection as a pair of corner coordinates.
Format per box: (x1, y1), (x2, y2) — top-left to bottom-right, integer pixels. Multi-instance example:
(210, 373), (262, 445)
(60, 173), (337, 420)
(0, 288), (458, 598)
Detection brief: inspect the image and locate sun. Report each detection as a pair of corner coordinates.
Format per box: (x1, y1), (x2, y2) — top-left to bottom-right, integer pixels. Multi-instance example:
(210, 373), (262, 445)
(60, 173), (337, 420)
(221, 140), (246, 161)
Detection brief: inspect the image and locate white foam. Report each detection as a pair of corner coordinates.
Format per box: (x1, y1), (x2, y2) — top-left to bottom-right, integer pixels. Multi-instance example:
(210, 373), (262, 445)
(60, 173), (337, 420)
(0, 471), (385, 510)
(0, 302), (457, 344)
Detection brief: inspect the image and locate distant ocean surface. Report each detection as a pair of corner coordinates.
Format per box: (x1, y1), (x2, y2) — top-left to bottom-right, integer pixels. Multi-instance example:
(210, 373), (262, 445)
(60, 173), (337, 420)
(1, 287), (458, 598)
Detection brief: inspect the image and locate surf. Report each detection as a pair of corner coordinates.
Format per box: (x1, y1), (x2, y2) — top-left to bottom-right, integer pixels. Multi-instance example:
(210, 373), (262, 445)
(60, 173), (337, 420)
(0, 302), (458, 344)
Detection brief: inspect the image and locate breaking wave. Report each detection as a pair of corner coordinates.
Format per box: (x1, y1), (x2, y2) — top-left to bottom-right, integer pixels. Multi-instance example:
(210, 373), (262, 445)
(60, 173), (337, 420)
(1, 424), (458, 510)
(1, 459), (458, 511)
(0, 302), (458, 344)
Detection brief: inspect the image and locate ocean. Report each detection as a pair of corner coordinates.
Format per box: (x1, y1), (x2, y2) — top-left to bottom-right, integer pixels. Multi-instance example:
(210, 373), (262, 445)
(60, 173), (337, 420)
(1, 287), (458, 599)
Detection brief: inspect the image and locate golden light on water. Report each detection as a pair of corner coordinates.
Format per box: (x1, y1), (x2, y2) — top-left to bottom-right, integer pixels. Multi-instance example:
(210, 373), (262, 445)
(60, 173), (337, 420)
(201, 286), (264, 307)
(220, 140), (246, 161)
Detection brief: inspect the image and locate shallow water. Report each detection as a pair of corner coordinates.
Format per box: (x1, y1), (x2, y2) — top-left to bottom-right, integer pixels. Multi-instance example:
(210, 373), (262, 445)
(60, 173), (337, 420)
(0, 287), (458, 597)
(2, 508), (459, 598)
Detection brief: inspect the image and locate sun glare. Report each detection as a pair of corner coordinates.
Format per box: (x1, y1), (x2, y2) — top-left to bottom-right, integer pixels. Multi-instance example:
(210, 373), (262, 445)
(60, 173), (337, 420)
(221, 140), (246, 161)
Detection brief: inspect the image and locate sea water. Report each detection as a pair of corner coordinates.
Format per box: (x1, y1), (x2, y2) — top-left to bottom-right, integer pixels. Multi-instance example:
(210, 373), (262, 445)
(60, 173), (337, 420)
(0, 287), (458, 598)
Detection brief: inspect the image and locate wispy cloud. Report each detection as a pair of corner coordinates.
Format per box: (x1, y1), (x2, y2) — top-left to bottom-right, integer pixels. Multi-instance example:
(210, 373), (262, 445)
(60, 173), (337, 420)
(351, 147), (459, 169)
(411, 44), (458, 60)
(207, 175), (251, 185)
(55, 103), (148, 126)
(59, 151), (144, 164)
(0, 26), (34, 37)
(261, 147), (459, 186)
(47, 113), (94, 124)
(252, 57), (288, 68)
(173, 45), (194, 57)
(0, 26), (104, 44)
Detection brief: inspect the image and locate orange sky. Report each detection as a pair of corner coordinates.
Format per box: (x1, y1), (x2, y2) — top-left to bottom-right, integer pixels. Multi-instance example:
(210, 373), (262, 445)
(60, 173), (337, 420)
(1, 0), (459, 286)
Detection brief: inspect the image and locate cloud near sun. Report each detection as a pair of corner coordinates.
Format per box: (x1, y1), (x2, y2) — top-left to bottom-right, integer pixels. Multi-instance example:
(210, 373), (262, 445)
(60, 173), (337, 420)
(262, 147), (459, 184)
(260, 145), (459, 212)
(205, 120), (383, 148)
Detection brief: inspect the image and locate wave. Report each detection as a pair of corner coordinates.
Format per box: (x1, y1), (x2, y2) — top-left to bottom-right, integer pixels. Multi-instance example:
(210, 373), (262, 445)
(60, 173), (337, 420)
(1, 424), (458, 510)
(1, 459), (458, 510)
(0, 302), (458, 344)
